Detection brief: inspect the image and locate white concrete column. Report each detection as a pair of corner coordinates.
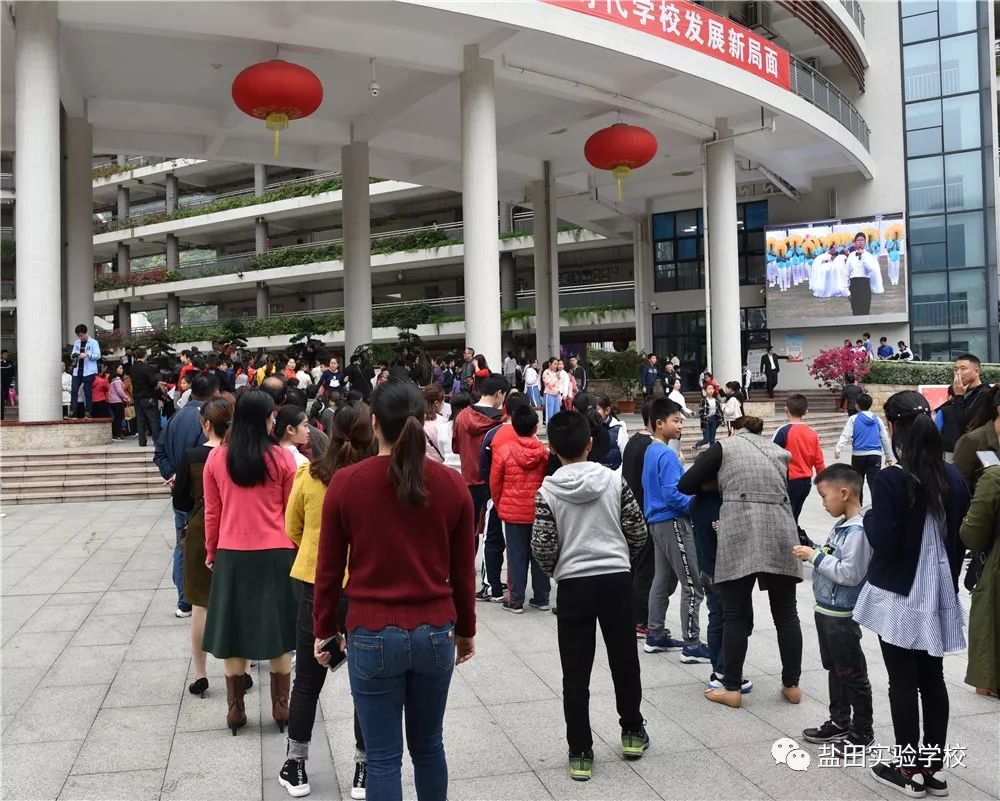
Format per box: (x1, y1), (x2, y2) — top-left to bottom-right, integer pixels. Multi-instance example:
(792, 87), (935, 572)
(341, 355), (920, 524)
(532, 165), (560, 360)
(254, 164), (267, 197)
(116, 154), (128, 168)
(165, 173), (178, 214)
(117, 300), (131, 338)
(14, 1), (62, 421)
(63, 115), (94, 344)
(117, 185), (129, 222)
(460, 46), (502, 371)
(500, 253), (516, 312)
(117, 242), (130, 277)
(166, 293), (180, 327)
(254, 217), (268, 255)
(632, 217), (654, 353)
(706, 130), (741, 383)
(342, 141), (372, 357)
(166, 234), (178, 270)
(256, 282), (269, 318)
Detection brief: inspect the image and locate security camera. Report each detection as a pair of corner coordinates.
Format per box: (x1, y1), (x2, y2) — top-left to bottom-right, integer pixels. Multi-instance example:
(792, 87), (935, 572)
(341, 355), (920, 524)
(369, 80), (380, 97)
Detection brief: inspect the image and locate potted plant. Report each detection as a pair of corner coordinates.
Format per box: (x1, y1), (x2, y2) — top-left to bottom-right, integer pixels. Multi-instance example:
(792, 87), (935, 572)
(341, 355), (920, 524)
(588, 347), (644, 412)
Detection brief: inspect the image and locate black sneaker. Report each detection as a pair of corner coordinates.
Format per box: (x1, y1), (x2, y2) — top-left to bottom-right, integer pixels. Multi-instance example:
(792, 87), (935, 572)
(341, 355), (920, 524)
(621, 725), (650, 759)
(921, 770), (948, 797)
(475, 587), (493, 602)
(351, 761), (367, 800)
(278, 758), (310, 798)
(502, 599), (524, 614)
(802, 720), (849, 744)
(831, 729), (875, 758)
(870, 763), (926, 798)
(527, 598), (550, 611)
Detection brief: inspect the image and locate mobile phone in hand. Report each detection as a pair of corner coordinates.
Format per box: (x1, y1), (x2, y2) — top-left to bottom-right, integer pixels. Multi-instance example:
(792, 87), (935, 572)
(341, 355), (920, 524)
(977, 450), (1000, 469)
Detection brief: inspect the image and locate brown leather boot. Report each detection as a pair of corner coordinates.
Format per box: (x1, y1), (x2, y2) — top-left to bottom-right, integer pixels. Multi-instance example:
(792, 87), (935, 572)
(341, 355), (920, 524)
(271, 671), (291, 733)
(225, 674), (247, 735)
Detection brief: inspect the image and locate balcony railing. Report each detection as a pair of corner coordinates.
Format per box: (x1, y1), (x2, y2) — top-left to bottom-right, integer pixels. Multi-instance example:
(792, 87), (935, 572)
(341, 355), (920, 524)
(839, 0), (865, 35)
(789, 56), (870, 151)
(0, 173), (13, 192)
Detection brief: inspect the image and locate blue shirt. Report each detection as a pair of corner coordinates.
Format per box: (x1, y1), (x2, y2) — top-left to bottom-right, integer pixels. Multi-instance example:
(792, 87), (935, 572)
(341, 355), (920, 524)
(70, 338), (102, 377)
(641, 439), (692, 524)
(877, 344), (894, 359)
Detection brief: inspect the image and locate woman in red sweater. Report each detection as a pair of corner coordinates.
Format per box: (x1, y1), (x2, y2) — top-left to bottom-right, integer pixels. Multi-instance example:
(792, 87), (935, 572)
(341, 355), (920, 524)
(202, 389), (299, 736)
(313, 379), (476, 801)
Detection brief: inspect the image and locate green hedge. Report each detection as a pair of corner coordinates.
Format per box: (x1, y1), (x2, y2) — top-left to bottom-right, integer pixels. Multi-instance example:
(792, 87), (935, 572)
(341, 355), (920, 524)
(863, 360), (1000, 385)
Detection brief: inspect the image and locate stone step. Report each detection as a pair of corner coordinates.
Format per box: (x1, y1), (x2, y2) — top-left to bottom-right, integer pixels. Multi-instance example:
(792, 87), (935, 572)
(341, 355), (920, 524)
(0, 455), (155, 470)
(1, 486), (170, 505)
(2, 475), (167, 491)
(0, 464), (162, 478)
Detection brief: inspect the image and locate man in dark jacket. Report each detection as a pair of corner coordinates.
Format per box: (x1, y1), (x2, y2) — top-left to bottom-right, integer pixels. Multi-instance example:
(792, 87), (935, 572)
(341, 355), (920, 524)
(0, 350), (14, 420)
(129, 348), (162, 447)
(760, 346), (780, 399)
(947, 353), (989, 458)
(154, 371), (219, 618)
(345, 354), (371, 401)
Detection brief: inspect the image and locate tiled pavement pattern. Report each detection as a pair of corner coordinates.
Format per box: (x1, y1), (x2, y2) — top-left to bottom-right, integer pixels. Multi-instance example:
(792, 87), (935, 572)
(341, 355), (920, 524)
(1, 445), (998, 801)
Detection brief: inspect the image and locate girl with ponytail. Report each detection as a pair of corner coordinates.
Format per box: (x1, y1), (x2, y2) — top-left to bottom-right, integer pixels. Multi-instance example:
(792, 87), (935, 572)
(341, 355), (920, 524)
(853, 391), (971, 797)
(312, 379), (477, 801)
(278, 400), (375, 798)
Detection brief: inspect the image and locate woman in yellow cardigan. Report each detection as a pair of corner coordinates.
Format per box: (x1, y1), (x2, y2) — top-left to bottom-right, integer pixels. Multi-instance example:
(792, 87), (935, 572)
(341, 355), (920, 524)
(278, 400), (375, 800)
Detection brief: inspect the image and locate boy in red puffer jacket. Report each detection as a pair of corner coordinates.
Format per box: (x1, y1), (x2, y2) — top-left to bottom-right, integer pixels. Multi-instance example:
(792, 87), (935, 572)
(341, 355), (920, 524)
(490, 405), (551, 613)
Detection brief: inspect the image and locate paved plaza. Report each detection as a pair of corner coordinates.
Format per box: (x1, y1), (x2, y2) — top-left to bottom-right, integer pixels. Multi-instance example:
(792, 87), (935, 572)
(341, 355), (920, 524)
(2, 447), (999, 801)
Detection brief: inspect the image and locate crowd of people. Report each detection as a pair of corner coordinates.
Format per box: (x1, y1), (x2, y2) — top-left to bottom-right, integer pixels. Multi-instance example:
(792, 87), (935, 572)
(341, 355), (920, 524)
(42, 323), (1000, 799)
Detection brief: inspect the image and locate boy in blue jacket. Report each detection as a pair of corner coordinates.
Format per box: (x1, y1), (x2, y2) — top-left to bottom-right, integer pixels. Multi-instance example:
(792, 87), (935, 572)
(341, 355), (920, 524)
(793, 463), (874, 754)
(641, 398), (710, 663)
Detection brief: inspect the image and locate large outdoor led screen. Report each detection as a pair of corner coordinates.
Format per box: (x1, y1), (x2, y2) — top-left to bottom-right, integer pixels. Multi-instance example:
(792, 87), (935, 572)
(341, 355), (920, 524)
(764, 214), (907, 328)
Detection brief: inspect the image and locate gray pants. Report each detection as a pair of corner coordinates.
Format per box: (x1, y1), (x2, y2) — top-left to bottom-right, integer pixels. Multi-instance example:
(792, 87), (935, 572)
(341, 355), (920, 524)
(647, 518), (704, 645)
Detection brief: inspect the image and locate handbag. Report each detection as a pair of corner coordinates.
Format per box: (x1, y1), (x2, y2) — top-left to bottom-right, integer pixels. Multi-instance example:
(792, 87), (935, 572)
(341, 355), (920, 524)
(123, 403), (135, 421)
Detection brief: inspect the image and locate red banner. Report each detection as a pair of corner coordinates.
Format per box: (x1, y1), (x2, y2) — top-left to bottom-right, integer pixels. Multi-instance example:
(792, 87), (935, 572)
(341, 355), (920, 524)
(541, 0), (792, 90)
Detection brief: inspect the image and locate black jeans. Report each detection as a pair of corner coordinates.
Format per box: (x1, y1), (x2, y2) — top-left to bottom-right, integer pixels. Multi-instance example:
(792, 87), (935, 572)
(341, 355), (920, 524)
(135, 397), (161, 446)
(879, 639), (949, 771)
(631, 534), (656, 627)
(787, 478), (812, 523)
(717, 572), (802, 692)
(815, 613), (873, 737)
(288, 582), (364, 756)
(851, 455), (882, 504)
(469, 484), (504, 597)
(91, 400), (110, 420)
(557, 572), (643, 753)
(110, 403), (125, 438)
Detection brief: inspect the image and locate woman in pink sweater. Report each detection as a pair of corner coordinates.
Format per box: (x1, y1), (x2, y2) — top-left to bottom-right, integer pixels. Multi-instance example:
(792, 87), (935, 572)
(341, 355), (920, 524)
(202, 388), (299, 736)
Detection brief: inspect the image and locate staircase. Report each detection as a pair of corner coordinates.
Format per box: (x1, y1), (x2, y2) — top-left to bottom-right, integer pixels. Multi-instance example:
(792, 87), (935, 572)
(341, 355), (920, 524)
(0, 443), (170, 506)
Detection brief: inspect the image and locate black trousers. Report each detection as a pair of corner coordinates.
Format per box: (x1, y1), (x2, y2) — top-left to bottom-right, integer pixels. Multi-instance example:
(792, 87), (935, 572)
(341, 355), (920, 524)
(469, 484), (504, 597)
(110, 403), (125, 438)
(717, 572), (802, 692)
(787, 478), (812, 523)
(288, 582), (364, 754)
(135, 397), (161, 446)
(851, 455), (882, 504)
(815, 613), (873, 737)
(91, 400), (110, 420)
(557, 572), (643, 754)
(849, 276), (872, 316)
(631, 534), (656, 627)
(765, 372), (778, 398)
(879, 639), (949, 771)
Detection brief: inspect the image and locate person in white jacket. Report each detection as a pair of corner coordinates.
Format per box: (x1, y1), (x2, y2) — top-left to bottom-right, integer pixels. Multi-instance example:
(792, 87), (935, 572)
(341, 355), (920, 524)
(596, 396), (629, 461)
(61, 362), (72, 417)
(667, 378), (694, 418)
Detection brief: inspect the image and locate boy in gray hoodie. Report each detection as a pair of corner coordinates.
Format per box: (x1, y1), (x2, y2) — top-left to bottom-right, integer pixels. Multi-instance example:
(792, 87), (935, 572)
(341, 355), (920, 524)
(793, 463), (874, 754)
(531, 410), (649, 782)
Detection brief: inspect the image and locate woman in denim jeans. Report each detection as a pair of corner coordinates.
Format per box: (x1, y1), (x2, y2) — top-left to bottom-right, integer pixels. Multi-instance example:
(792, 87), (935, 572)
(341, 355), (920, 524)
(313, 380), (476, 801)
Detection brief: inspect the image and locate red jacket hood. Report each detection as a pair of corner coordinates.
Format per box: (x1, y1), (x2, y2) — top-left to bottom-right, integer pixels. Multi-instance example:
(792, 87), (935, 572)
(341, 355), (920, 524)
(504, 435), (549, 469)
(462, 406), (503, 434)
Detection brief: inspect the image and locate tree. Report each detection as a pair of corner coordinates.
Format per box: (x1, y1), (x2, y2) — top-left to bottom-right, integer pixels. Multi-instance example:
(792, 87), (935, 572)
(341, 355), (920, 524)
(588, 347), (644, 406)
(808, 347), (871, 391)
(145, 329), (176, 361)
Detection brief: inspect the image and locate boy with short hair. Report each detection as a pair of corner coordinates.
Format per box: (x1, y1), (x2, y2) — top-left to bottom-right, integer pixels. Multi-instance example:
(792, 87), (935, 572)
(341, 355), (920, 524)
(532, 411), (649, 781)
(642, 398), (710, 663)
(793, 464), (874, 753)
(834, 393), (893, 503)
(773, 394), (826, 523)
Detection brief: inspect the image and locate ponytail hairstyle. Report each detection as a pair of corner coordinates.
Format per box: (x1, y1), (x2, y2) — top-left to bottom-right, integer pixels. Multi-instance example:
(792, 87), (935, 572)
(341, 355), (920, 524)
(310, 400), (375, 485)
(372, 379), (428, 507)
(200, 396), (234, 438)
(226, 389), (279, 487)
(883, 390), (947, 515)
(731, 415), (764, 435)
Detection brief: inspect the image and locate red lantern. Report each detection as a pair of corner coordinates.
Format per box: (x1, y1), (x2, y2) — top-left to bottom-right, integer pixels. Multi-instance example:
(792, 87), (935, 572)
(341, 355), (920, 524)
(584, 123), (658, 200)
(232, 60), (324, 158)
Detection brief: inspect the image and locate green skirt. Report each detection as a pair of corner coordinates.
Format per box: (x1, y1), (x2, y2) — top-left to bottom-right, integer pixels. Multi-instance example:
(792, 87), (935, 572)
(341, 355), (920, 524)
(202, 549), (299, 660)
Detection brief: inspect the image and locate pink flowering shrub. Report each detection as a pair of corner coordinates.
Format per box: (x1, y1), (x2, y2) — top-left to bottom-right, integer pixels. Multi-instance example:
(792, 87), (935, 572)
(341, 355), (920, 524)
(808, 347), (871, 390)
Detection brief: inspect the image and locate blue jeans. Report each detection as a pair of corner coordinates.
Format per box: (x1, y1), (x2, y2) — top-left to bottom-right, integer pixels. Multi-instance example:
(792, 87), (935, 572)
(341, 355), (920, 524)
(525, 385), (541, 407)
(702, 572), (724, 676)
(504, 522), (550, 605)
(695, 419), (718, 447)
(349, 624), (455, 801)
(173, 508), (189, 609)
(70, 373), (95, 415)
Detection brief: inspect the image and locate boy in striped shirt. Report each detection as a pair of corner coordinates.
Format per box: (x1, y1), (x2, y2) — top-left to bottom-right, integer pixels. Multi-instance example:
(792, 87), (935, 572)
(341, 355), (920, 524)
(792, 464), (874, 755)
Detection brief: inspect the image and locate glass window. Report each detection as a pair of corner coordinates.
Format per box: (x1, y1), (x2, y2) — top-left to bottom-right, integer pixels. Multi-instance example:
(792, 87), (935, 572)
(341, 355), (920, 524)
(909, 215), (947, 243)
(910, 242), (948, 271)
(944, 151), (983, 211)
(907, 156), (945, 213)
(907, 127), (943, 156)
(743, 201), (768, 230)
(675, 210), (700, 235)
(939, 34), (979, 95)
(949, 330), (989, 361)
(938, 0), (978, 35)
(677, 238), (698, 260)
(655, 241), (674, 261)
(902, 11), (938, 43)
(911, 330), (953, 361)
(941, 94), (981, 151)
(946, 212), (986, 267)
(948, 269), (987, 327)
(901, 0), (937, 16)
(652, 213), (674, 240)
(903, 41), (941, 101)
(905, 99), (941, 130)
(911, 272), (949, 329)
